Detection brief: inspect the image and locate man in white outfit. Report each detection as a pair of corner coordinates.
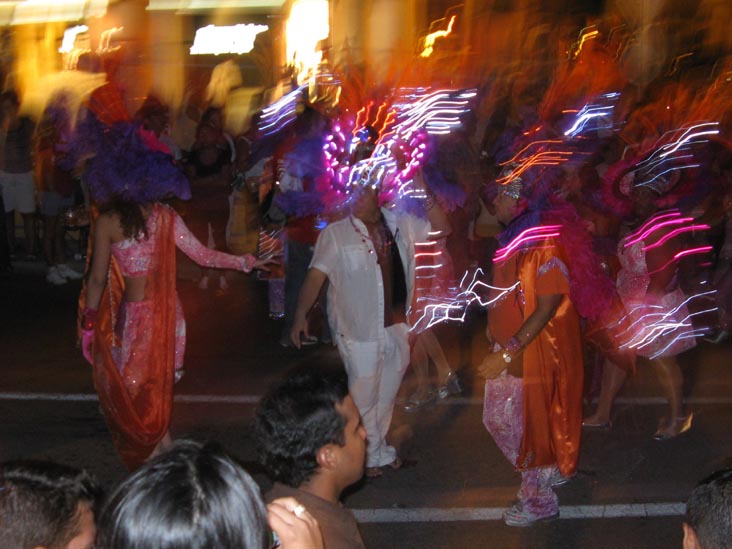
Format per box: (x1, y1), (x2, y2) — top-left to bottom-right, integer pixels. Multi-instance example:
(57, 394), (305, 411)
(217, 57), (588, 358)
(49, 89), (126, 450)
(290, 179), (449, 476)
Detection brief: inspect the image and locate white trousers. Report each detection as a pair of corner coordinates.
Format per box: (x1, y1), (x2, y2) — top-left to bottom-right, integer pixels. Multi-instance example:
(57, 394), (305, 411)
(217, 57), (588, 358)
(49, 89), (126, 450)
(336, 323), (410, 467)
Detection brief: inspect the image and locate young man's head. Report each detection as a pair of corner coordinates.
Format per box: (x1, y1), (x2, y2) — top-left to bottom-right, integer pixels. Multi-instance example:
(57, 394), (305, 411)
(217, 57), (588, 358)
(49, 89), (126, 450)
(684, 467), (732, 549)
(0, 460), (101, 549)
(254, 367), (366, 496)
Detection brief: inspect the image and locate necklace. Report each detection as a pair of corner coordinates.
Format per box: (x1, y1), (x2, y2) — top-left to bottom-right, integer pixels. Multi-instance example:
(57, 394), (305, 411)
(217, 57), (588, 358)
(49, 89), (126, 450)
(350, 215), (394, 264)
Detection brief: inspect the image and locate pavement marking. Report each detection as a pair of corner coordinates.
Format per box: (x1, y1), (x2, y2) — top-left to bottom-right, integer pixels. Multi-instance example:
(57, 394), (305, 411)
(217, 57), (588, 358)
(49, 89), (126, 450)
(0, 392), (260, 404)
(353, 503), (685, 522)
(1, 392), (731, 406)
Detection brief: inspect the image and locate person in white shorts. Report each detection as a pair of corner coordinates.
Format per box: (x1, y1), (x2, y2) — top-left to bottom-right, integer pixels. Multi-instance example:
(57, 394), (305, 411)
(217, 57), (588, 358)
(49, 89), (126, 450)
(1, 90), (37, 259)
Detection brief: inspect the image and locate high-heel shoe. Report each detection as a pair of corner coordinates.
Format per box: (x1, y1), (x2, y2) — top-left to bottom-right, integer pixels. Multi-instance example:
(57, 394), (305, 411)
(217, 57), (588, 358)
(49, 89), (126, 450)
(652, 413), (693, 441)
(582, 418), (612, 430)
(402, 390), (437, 413)
(437, 371), (462, 400)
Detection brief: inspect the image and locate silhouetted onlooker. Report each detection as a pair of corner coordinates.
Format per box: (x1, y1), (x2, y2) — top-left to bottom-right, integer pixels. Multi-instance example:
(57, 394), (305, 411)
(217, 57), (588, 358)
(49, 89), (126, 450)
(0, 459), (101, 549)
(684, 467), (732, 549)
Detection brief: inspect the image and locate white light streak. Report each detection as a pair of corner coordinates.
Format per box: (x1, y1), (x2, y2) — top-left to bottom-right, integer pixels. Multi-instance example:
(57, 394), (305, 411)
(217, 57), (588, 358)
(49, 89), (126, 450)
(59, 25), (88, 53)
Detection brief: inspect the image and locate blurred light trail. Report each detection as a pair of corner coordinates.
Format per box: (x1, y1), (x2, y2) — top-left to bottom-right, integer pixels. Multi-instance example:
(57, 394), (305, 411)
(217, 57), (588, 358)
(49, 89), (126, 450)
(59, 25), (88, 53)
(493, 225), (561, 263)
(409, 268), (520, 333)
(420, 15), (456, 58)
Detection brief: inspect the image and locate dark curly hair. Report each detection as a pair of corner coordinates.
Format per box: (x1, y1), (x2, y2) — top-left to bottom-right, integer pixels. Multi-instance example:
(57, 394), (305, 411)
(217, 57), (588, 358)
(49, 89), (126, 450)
(0, 460), (102, 549)
(100, 199), (149, 240)
(253, 366), (349, 488)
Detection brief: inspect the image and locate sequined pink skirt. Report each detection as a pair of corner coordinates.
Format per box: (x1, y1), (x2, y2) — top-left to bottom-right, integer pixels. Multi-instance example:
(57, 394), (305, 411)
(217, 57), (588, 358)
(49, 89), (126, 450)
(112, 297), (186, 388)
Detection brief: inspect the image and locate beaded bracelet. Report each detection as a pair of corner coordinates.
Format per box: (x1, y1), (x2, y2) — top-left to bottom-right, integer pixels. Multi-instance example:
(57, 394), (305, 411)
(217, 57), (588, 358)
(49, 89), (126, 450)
(504, 336), (522, 356)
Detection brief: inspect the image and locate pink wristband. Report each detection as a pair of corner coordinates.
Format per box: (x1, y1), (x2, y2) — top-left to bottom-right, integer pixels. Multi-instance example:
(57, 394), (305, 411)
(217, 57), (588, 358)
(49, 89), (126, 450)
(82, 307), (98, 331)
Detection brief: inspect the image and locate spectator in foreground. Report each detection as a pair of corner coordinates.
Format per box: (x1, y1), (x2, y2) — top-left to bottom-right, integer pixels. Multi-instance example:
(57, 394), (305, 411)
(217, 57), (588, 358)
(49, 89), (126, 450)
(96, 439), (323, 549)
(254, 367), (367, 548)
(684, 467), (732, 549)
(0, 459), (101, 549)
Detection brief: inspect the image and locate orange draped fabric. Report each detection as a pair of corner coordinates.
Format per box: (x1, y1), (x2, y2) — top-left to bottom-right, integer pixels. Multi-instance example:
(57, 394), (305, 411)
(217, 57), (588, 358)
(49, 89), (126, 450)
(91, 205), (177, 470)
(489, 238), (584, 478)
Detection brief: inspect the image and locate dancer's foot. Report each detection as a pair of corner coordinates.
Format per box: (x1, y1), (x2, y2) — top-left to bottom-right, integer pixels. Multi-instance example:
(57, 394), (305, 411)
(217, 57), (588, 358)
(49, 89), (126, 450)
(582, 414), (612, 430)
(436, 371), (462, 400)
(502, 502), (559, 527)
(548, 469), (576, 487)
(365, 456), (411, 478)
(652, 413), (693, 441)
(402, 390), (436, 413)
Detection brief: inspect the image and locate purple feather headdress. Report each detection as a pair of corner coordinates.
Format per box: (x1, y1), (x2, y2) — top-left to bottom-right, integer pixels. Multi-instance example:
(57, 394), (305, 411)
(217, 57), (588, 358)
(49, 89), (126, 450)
(62, 113), (190, 205)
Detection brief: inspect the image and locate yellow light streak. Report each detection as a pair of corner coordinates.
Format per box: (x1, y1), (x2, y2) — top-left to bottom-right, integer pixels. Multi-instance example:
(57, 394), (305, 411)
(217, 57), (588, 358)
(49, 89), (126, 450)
(286, 0), (329, 84)
(420, 15), (456, 58)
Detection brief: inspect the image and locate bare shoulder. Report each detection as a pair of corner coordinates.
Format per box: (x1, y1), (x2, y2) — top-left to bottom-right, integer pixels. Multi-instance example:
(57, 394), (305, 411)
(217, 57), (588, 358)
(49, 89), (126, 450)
(96, 211), (124, 241)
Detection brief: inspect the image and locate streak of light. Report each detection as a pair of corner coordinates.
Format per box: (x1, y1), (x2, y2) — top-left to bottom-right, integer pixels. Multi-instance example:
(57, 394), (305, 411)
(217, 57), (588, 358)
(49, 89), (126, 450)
(493, 225), (561, 263)
(420, 15), (457, 58)
(647, 246), (714, 275)
(615, 290), (717, 357)
(258, 86), (304, 136)
(641, 224), (710, 252)
(59, 25), (88, 53)
(409, 268), (520, 332)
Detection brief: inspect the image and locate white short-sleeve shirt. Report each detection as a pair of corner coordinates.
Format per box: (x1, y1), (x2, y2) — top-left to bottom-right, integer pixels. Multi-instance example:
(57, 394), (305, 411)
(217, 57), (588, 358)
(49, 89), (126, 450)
(311, 208), (430, 343)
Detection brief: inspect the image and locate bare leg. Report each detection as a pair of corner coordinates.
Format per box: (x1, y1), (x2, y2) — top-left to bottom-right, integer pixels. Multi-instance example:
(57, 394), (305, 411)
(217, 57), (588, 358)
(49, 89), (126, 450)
(421, 328), (452, 382)
(584, 358), (627, 425)
(6, 211), (16, 250)
(22, 212), (36, 256)
(652, 355), (685, 436)
(53, 214), (66, 265)
(409, 334), (431, 400)
(43, 215), (56, 266)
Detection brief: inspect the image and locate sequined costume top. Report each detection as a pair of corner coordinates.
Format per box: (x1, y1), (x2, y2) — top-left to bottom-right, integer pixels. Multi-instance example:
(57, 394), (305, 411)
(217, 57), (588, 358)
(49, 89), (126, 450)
(111, 204), (255, 276)
(89, 203), (259, 470)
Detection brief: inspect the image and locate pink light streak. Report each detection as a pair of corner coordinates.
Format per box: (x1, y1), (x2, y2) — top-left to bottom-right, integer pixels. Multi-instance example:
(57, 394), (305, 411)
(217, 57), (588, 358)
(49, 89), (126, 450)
(641, 223), (710, 251)
(647, 246), (713, 275)
(493, 225), (561, 263)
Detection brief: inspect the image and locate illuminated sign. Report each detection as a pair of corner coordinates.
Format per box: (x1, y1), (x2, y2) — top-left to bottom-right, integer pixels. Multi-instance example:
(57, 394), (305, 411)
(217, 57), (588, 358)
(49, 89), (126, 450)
(189, 23), (268, 55)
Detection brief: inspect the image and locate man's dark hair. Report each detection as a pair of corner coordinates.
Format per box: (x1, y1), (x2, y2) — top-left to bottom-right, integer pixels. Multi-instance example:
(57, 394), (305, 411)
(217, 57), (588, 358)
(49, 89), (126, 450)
(96, 440), (268, 549)
(0, 460), (102, 549)
(686, 467), (732, 549)
(253, 366), (349, 487)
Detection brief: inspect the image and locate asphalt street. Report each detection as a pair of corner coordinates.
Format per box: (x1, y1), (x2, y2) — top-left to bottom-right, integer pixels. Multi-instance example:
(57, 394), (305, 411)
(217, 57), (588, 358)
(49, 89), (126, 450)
(2, 255), (731, 548)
